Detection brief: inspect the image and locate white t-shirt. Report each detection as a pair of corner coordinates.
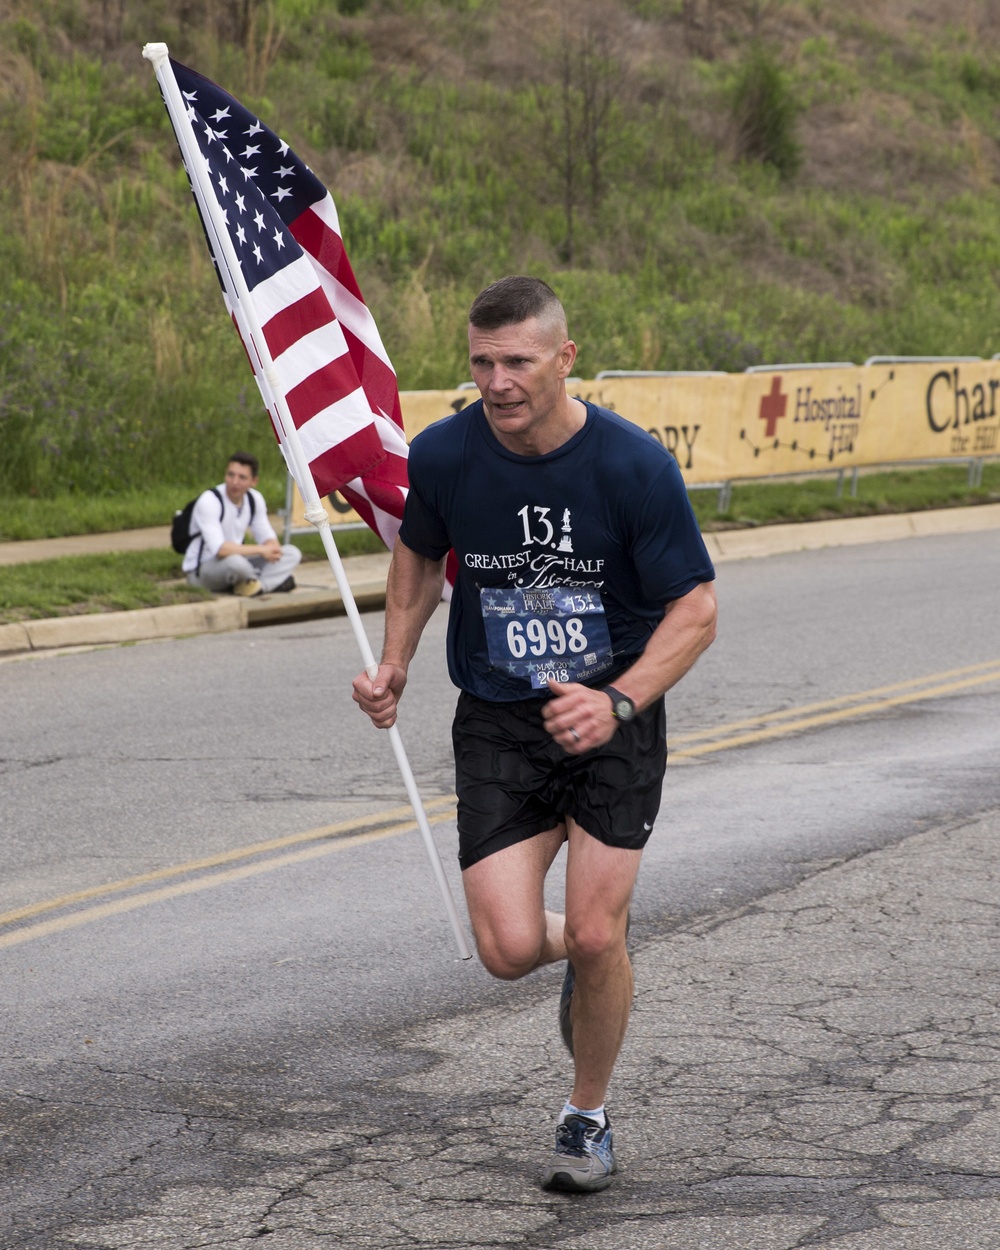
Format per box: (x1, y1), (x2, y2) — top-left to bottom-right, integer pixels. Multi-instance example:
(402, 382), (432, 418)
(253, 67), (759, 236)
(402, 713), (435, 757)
(181, 485), (277, 572)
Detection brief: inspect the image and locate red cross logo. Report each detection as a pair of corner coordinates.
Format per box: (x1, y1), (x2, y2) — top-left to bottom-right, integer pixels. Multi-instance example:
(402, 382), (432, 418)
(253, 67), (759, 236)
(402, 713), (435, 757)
(759, 376), (788, 438)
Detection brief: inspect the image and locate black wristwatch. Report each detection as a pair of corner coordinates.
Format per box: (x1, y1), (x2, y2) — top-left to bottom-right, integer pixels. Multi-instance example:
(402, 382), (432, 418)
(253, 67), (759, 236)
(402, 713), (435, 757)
(603, 685), (636, 722)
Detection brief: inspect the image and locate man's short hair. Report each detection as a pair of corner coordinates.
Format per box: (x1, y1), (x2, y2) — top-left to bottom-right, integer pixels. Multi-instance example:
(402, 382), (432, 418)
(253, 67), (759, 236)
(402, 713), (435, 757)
(228, 451), (259, 477)
(469, 276), (565, 333)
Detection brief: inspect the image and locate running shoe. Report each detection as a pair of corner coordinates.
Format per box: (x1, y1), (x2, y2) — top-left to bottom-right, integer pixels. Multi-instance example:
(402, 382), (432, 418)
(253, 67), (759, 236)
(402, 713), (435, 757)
(540, 1113), (617, 1192)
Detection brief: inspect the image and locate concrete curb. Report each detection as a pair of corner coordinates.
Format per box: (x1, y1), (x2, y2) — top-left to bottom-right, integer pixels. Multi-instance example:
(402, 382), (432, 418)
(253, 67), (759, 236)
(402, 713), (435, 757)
(242, 578), (390, 626)
(3, 504), (999, 657)
(0, 598), (248, 656)
(704, 500), (1000, 562)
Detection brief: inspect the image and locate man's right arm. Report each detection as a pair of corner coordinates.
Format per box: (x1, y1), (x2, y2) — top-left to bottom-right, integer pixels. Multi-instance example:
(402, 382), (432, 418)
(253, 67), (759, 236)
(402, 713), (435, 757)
(352, 539), (447, 729)
(190, 490), (225, 559)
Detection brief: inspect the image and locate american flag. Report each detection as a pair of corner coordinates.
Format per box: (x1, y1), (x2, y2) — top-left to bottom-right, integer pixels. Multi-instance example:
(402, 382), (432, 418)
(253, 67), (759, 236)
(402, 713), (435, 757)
(161, 57), (408, 550)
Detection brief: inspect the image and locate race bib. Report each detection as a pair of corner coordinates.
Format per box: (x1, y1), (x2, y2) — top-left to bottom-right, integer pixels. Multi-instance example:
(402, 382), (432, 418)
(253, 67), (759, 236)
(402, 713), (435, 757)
(480, 586), (614, 689)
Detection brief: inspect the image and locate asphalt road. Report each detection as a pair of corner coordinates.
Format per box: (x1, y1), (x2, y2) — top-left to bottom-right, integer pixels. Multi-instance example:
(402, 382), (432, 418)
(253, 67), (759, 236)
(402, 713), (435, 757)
(2, 529), (1000, 1249)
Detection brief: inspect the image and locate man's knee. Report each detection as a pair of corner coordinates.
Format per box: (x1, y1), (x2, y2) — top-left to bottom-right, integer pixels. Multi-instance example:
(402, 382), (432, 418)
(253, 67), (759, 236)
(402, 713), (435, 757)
(564, 915), (626, 968)
(187, 555), (252, 591)
(218, 554), (256, 583)
(474, 924), (544, 981)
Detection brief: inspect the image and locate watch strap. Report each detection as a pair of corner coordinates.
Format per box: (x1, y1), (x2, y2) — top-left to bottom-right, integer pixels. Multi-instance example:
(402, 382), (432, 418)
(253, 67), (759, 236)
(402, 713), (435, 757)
(603, 684), (636, 720)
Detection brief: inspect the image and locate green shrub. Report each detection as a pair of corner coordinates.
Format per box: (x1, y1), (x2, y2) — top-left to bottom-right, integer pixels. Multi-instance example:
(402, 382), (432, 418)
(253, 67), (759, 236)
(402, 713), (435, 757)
(730, 44), (802, 179)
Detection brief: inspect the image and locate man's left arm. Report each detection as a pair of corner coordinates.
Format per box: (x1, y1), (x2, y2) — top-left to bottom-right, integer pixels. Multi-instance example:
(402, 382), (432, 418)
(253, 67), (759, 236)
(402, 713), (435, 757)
(541, 580), (717, 754)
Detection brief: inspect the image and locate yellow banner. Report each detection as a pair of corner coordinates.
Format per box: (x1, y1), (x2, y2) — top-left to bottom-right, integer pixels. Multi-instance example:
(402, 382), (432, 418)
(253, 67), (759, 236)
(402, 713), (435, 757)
(400, 387), (479, 439)
(286, 361), (1000, 530)
(569, 375), (736, 484)
(861, 360), (1000, 463)
(731, 367), (866, 476)
(402, 377), (738, 484)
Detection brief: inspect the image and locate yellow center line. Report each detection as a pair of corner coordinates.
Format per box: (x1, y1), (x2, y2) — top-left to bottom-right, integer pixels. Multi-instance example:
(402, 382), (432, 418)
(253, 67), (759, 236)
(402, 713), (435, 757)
(0, 809), (458, 951)
(673, 665), (1000, 758)
(0, 795), (458, 927)
(4, 658), (1000, 948)
(670, 658), (1000, 745)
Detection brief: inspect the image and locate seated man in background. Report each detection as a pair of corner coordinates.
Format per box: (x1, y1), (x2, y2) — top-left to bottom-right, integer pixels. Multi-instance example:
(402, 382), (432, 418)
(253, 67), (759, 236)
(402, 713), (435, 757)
(182, 451), (301, 597)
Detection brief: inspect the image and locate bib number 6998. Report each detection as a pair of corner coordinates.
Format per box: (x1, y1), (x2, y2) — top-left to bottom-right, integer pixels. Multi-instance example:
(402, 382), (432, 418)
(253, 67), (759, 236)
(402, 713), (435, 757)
(506, 616), (588, 659)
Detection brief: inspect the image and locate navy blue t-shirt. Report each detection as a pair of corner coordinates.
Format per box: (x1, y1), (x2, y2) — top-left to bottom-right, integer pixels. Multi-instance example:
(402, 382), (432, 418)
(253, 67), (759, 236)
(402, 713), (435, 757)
(400, 400), (715, 701)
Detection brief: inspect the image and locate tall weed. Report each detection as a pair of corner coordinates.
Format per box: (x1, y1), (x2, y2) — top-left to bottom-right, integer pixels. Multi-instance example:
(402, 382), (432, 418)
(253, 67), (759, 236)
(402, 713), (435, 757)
(730, 43), (802, 178)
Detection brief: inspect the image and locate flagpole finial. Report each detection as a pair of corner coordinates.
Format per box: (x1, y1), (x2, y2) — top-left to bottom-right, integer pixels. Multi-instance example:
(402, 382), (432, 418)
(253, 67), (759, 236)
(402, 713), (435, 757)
(142, 42), (169, 67)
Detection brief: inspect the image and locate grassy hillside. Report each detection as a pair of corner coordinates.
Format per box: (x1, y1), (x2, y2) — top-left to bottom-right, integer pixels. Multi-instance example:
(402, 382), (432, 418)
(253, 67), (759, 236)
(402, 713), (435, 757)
(3, 0), (1000, 501)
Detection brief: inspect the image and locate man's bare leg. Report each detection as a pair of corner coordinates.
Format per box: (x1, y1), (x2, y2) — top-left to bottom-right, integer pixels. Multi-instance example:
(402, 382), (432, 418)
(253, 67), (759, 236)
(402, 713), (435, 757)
(461, 818), (640, 1096)
(537, 820), (641, 1192)
(563, 819), (642, 1110)
(461, 826), (568, 980)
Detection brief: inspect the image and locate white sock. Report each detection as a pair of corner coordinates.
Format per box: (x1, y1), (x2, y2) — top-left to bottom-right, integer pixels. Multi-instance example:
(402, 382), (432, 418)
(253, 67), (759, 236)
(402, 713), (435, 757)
(559, 1101), (606, 1128)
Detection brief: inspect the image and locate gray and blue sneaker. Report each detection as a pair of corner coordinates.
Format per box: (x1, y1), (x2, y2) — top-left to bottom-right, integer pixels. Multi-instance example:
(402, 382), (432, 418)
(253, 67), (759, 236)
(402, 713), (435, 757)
(540, 1113), (617, 1192)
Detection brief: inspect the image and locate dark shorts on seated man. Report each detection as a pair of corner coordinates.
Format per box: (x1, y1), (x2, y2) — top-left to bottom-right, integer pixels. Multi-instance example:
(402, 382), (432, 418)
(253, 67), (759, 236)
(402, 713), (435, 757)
(453, 691), (667, 871)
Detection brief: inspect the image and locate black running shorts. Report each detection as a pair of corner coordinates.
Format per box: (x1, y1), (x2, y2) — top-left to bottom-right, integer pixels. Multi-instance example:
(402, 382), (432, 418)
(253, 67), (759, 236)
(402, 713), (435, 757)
(452, 691), (668, 870)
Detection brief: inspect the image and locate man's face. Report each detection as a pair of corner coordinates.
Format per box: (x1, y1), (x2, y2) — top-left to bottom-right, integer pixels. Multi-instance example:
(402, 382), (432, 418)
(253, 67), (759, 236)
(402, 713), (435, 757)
(468, 316), (577, 452)
(224, 461), (257, 502)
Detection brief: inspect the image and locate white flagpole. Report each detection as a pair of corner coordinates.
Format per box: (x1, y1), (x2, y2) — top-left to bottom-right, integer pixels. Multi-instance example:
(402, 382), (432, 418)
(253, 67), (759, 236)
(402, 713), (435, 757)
(143, 43), (472, 961)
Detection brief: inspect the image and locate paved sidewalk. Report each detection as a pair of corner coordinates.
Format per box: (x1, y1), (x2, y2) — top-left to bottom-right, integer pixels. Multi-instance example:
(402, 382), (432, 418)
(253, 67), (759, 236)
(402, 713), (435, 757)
(2, 503), (1000, 657)
(0, 525), (177, 565)
(59, 807), (1000, 1249)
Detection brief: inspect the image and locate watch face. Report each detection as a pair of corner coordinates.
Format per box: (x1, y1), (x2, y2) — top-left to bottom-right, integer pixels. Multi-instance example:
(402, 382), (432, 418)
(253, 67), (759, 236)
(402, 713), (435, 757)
(605, 686), (635, 720)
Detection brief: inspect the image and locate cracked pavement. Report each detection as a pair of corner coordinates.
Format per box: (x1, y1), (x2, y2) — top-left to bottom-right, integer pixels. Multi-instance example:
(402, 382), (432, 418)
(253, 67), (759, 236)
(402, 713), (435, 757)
(9, 807), (996, 1250)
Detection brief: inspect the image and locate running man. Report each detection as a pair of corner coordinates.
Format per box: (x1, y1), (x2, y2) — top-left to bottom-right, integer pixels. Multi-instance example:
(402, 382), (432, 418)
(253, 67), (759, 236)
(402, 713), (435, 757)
(353, 276), (717, 1191)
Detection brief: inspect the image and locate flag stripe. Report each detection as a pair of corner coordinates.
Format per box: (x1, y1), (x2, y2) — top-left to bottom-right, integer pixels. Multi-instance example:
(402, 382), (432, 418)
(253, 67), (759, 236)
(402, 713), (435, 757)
(285, 358), (366, 429)
(350, 452), (408, 489)
(342, 323), (402, 422)
(246, 252), (320, 324)
(290, 202), (366, 306)
(340, 483), (403, 550)
(372, 413), (409, 460)
(290, 210), (394, 371)
(273, 322), (350, 394)
(310, 427), (389, 494)
(263, 287), (335, 360)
